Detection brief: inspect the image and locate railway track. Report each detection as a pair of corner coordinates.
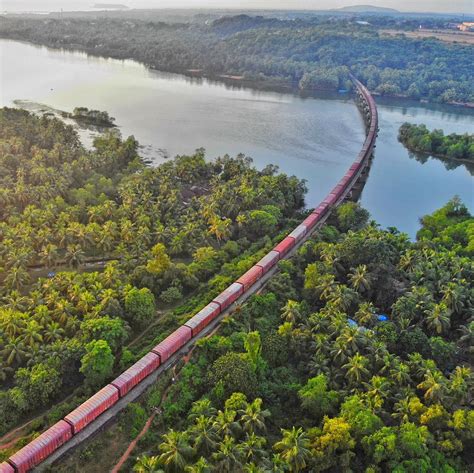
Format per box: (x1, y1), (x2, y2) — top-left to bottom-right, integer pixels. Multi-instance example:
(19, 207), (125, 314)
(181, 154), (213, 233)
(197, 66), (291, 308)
(0, 76), (378, 473)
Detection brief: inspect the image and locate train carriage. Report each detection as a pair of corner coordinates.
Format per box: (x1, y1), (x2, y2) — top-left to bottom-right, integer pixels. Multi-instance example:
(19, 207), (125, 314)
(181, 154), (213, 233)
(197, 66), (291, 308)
(237, 265), (264, 291)
(212, 282), (244, 311)
(8, 421), (73, 473)
(152, 326), (193, 363)
(184, 302), (221, 337)
(111, 352), (160, 397)
(64, 385), (119, 434)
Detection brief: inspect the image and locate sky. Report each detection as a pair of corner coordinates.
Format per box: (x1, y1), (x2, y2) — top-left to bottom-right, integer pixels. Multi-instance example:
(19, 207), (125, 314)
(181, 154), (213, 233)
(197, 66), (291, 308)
(1, 0), (473, 14)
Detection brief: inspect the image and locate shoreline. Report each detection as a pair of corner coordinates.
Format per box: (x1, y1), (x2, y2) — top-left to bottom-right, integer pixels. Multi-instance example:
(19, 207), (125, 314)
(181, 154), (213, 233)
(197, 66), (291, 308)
(0, 35), (473, 109)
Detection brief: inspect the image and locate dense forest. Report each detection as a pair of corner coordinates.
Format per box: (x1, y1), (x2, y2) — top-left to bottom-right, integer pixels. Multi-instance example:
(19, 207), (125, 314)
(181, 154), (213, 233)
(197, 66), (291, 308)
(399, 123), (474, 162)
(0, 108), (307, 437)
(0, 14), (473, 103)
(56, 197), (474, 472)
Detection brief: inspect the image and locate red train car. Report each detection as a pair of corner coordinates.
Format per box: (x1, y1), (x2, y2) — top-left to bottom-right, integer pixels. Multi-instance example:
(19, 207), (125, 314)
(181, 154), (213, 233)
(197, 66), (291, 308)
(8, 421), (72, 473)
(0, 463), (15, 473)
(256, 250), (280, 273)
(288, 224), (307, 243)
(64, 385), (119, 434)
(184, 302), (221, 336)
(212, 282), (244, 311)
(152, 325), (192, 363)
(237, 265), (264, 291)
(274, 236), (296, 257)
(302, 212), (320, 231)
(111, 352), (160, 397)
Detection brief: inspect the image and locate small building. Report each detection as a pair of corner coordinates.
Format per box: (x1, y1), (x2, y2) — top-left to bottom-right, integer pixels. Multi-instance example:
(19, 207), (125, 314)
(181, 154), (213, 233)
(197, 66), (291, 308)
(458, 22), (474, 32)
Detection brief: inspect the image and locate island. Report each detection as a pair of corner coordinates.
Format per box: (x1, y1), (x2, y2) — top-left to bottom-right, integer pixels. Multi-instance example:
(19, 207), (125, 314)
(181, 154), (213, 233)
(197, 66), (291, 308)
(63, 107), (116, 127)
(398, 122), (473, 162)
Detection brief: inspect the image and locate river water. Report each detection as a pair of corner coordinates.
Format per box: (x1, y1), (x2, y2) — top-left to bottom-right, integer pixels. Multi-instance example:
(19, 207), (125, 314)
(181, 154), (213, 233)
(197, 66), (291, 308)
(1, 39), (472, 237)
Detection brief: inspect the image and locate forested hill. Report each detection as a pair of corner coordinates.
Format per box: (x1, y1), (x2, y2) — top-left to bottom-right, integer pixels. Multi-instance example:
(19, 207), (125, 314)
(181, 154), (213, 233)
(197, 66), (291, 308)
(0, 14), (473, 103)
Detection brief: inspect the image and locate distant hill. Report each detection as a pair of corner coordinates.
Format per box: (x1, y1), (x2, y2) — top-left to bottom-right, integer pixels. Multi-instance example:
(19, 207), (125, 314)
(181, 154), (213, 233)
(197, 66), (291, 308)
(93, 3), (129, 9)
(336, 5), (399, 13)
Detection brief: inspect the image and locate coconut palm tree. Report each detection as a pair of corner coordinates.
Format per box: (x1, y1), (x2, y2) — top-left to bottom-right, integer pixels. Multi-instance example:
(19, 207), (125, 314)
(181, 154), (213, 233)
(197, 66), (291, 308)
(273, 427), (311, 473)
(21, 320), (43, 349)
(39, 243), (60, 268)
(354, 302), (376, 326)
(240, 398), (270, 434)
(185, 458), (211, 473)
(133, 455), (163, 473)
(190, 415), (218, 456)
(188, 398), (217, 422)
(211, 435), (243, 473)
(1, 337), (28, 366)
(158, 430), (193, 473)
(64, 244), (85, 269)
(424, 302), (451, 335)
(240, 432), (267, 463)
(44, 321), (65, 343)
(4, 265), (30, 291)
(342, 353), (370, 386)
(417, 370), (447, 403)
(213, 409), (241, 440)
(281, 300), (301, 324)
(349, 264), (371, 293)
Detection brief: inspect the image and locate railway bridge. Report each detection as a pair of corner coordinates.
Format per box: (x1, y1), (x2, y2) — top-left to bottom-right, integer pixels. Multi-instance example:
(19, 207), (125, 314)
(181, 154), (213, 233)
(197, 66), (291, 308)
(0, 76), (378, 473)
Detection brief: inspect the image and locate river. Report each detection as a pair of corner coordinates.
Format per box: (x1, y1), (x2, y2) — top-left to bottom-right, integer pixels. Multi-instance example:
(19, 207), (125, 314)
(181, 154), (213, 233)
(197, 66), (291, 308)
(1, 39), (472, 237)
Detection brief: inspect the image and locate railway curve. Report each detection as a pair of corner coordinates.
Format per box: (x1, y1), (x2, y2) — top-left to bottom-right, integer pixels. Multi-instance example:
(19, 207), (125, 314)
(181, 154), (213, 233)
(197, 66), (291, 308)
(0, 76), (378, 473)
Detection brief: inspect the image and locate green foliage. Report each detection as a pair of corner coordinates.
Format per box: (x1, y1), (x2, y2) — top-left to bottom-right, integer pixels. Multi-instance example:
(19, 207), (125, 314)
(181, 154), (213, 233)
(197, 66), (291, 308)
(80, 339), (114, 388)
(209, 353), (258, 399)
(399, 123), (473, 161)
(120, 402), (148, 439)
(125, 287), (156, 328)
(2, 16), (473, 103)
(298, 374), (339, 421)
(336, 202), (370, 233)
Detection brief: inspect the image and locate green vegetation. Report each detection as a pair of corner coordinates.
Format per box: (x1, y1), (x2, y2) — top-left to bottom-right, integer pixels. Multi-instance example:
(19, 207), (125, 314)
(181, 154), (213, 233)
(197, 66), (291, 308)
(399, 123), (474, 161)
(120, 198), (473, 472)
(0, 107), (306, 436)
(0, 14), (472, 103)
(65, 107), (116, 127)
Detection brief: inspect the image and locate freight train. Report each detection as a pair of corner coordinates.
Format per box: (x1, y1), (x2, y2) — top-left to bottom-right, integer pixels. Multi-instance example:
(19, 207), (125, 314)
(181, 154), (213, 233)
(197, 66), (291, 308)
(0, 77), (378, 473)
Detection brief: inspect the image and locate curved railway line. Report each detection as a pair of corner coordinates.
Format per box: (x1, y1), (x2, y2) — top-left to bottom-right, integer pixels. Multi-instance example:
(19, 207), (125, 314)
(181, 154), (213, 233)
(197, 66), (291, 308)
(0, 76), (378, 473)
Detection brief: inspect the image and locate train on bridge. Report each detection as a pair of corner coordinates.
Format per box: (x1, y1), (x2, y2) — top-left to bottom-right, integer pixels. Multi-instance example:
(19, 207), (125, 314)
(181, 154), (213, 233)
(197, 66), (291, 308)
(0, 77), (378, 473)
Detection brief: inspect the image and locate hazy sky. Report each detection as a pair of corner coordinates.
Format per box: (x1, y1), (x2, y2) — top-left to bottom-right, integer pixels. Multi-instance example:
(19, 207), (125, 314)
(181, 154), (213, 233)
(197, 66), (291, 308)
(2, 0), (473, 14)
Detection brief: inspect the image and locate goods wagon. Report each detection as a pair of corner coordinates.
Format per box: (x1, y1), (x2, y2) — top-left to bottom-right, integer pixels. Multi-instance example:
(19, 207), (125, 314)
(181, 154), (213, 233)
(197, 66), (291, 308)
(212, 282), (244, 311)
(256, 250), (280, 273)
(111, 352), (160, 397)
(289, 224), (307, 243)
(8, 421), (72, 473)
(237, 265), (264, 291)
(274, 236), (295, 257)
(152, 326), (192, 363)
(65, 385), (119, 434)
(302, 212), (320, 231)
(0, 463), (15, 473)
(185, 302), (221, 336)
